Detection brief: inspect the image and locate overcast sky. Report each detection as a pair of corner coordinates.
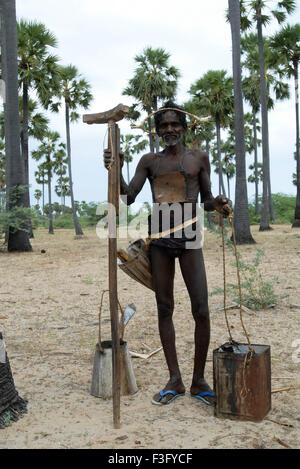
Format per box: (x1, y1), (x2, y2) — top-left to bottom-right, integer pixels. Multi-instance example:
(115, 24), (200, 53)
(14, 0), (300, 207)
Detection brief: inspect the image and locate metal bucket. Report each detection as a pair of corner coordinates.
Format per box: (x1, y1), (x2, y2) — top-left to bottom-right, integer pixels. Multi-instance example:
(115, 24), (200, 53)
(213, 342), (271, 422)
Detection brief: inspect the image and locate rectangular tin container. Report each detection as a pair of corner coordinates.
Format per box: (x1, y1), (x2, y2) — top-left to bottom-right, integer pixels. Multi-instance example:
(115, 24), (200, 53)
(213, 342), (271, 422)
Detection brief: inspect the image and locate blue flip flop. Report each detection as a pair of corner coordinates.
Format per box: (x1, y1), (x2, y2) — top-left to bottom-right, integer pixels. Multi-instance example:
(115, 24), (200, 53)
(152, 389), (185, 406)
(191, 391), (215, 406)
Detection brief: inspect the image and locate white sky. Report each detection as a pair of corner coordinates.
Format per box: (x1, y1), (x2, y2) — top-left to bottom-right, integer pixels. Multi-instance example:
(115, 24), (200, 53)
(14, 0), (300, 206)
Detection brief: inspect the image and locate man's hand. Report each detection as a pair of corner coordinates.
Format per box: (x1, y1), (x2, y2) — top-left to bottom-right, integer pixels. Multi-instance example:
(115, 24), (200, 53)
(213, 195), (232, 218)
(103, 149), (124, 170)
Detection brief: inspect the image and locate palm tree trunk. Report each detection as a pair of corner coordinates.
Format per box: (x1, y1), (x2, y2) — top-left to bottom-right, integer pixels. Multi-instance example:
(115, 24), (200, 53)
(47, 165), (54, 234)
(126, 160), (130, 185)
(147, 117), (154, 153)
(227, 174), (231, 200)
(215, 114), (226, 196)
(229, 0), (255, 244)
(292, 62), (300, 227)
(153, 97), (160, 152)
(65, 100), (83, 236)
(257, 11), (272, 231)
(0, 0), (32, 251)
(22, 79), (34, 238)
(253, 111), (259, 215)
(42, 181), (45, 215)
(205, 139), (212, 228)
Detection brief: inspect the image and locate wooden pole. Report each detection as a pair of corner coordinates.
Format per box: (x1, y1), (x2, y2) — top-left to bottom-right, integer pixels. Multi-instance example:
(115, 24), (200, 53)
(83, 104), (129, 429)
(108, 121), (120, 428)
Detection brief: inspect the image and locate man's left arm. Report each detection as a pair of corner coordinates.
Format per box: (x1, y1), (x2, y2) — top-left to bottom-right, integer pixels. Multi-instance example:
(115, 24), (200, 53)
(199, 152), (232, 217)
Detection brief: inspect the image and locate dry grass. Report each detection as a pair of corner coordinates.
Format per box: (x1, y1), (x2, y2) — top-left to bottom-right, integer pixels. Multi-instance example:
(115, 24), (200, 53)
(0, 225), (299, 449)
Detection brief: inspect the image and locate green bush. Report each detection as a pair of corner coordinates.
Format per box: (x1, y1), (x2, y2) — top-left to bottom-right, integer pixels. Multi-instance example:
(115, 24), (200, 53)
(248, 193), (296, 224)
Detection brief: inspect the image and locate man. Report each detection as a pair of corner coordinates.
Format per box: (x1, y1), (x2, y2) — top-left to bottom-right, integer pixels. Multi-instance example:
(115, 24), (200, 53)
(104, 101), (231, 406)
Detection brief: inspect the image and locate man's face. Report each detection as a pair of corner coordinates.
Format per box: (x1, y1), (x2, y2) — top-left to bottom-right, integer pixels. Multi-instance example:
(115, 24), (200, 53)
(157, 111), (185, 147)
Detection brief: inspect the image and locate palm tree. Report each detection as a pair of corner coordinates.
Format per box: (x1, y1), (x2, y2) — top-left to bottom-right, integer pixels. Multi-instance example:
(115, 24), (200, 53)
(51, 65), (92, 236)
(269, 23), (300, 227)
(189, 70), (234, 196)
(242, 0), (296, 230)
(228, 0), (255, 244)
(17, 20), (59, 221)
(55, 177), (70, 208)
(241, 32), (290, 223)
(123, 47), (180, 152)
(34, 188), (42, 210)
(34, 164), (48, 215)
(0, 0), (32, 251)
(52, 141), (68, 207)
(32, 131), (65, 234)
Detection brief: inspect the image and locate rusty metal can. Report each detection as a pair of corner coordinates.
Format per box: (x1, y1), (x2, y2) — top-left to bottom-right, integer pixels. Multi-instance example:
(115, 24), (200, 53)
(213, 342), (271, 422)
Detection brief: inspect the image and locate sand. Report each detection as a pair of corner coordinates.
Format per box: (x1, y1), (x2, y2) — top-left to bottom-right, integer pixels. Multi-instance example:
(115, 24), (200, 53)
(0, 224), (299, 449)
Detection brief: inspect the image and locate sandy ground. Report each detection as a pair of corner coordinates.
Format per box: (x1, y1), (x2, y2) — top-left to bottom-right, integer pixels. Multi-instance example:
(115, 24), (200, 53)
(0, 224), (300, 450)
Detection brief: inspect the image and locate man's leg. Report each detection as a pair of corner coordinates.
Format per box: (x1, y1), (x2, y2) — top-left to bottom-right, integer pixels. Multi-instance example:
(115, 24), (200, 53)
(179, 248), (214, 403)
(151, 245), (185, 404)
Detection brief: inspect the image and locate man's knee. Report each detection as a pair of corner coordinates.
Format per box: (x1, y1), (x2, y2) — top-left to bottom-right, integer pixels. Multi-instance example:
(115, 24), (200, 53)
(157, 301), (174, 320)
(192, 300), (209, 322)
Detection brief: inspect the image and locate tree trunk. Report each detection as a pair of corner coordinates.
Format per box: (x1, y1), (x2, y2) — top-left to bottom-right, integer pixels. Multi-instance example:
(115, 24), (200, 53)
(65, 100), (83, 236)
(153, 97), (160, 153)
(215, 114), (226, 196)
(47, 164), (54, 234)
(22, 80), (34, 238)
(0, 0), (32, 251)
(42, 181), (45, 215)
(292, 62), (300, 227)
(257, 11), (272, 231)
(253, 111), (259, 215)
(229, 0), (255, 244)
(227, 174), (231, 200)
(147, 117), (154, 153)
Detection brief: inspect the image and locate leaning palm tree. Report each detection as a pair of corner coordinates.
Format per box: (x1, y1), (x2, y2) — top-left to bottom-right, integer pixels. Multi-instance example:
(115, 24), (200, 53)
(51, 65), (92, 236)
(241, 0), (296, 230)
(123, 47), (180, 152)
(0, 0), (32, 251)
(189, 70), (234, 196)
(17, 19), (60, 221)
(269, 23), (300, 227)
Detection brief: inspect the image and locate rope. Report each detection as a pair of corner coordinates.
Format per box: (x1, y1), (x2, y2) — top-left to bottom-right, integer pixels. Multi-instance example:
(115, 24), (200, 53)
(221, 216), (234, 343)
(221, 210), (254, 398)
(221, 210), (254, 354)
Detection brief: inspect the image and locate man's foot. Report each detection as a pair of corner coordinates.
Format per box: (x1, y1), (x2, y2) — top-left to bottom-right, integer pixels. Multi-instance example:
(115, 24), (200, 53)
(190, 378), (215, 406)
(152, 379), (185, 405)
